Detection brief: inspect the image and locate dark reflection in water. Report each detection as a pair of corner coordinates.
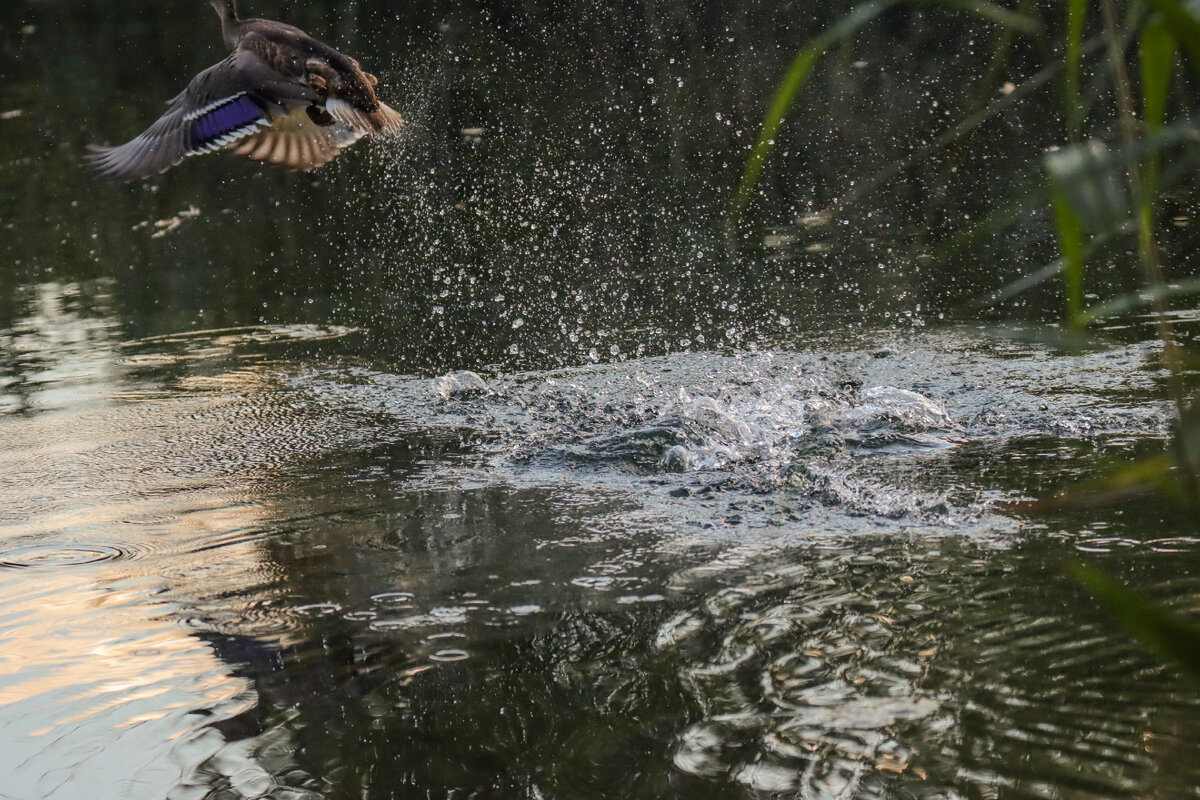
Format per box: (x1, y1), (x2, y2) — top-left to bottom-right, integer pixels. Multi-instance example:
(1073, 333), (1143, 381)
(170, 478), (1200, 800)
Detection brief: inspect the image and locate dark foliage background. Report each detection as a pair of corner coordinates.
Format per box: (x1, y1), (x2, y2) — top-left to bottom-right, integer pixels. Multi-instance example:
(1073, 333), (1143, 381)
(2, 0), (1198, 370)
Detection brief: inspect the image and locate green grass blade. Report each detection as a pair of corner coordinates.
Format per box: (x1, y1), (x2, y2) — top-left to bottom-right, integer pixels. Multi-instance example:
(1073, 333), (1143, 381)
(728, 44), (822, 222)
(1179, 402), (1200, 501)
(1050, 188), (1087, 329)
(973, 120), (1200, 312)
(1073, 563), (1200, 686)
(1145, 0), (1200, 77)
(729, 1), (898, 222)
(982, 259), (1066, 307)
(924, 0), (1042, 34)
(1141, 17), (1177, 134)
(728, 0), (1040, 223)
(1065, 0), (1088, 140)
(981, 322), (1113, 353)
(1082, 276), (1200, 321)
(1139, 16), (1176, 195)
(1016, 452), (1183, 509)
(1044, 139), (1131, 232)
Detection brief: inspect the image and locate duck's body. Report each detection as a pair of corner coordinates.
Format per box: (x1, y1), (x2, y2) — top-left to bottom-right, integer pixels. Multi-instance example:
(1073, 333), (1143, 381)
(89, 0), (403, 181)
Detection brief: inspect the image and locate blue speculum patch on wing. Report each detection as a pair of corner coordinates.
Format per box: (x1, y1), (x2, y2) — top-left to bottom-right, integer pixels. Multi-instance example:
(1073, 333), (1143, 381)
(188, 94), (266, 152)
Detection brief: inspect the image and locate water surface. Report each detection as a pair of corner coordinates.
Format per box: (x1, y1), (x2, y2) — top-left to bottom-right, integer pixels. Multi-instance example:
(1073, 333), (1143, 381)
(3, 289), (1198, 798)
(4, 2), (1200, 798)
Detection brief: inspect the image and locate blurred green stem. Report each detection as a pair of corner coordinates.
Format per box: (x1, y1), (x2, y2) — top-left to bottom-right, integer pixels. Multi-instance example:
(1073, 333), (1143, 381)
(728, 1), (897, 223)
(1099, 0), (1186, 418)
(1051, 190), (1086, 328)
(1065, 0), (1087, 140)
(728, 0), (1041, 224)
(1074, 563), (1200, 686)
(1139, 16), (1175, 191)
(1146, 0), (1200, 76)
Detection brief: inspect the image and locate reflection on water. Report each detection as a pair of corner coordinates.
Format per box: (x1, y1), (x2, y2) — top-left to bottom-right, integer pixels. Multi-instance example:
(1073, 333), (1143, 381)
(1, 282), (1198, 799)
(0, 572), (258, 800)
(0, 282), (120, 415)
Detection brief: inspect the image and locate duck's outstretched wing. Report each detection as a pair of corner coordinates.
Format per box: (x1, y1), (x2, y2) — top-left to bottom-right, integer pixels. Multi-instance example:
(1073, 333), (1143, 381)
(227, 97), (404, 170)
(87, 49), (319, 181)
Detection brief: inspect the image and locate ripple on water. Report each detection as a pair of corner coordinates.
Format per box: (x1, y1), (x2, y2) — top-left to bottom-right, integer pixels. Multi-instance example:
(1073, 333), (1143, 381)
(655, 546), (1200, 798)
(126, 323), (358, 350)
(291, 602), (343, 617)
(0, 542), (133, 568)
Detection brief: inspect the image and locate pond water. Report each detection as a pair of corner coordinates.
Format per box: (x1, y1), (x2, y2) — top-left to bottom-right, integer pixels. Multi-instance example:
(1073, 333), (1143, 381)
(4, 2), (1200, 799)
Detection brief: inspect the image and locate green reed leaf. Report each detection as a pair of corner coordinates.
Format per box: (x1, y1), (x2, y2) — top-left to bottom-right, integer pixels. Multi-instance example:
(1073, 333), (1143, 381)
(981, 322), (1112, 352)
(1140, 16), (1177, 195)
(730, 0), (1042, 223)
(1045, 140), (1132, 234)
(1145, 0), (1200, 77)
(1178, 403), (1200, 501)
(1141, 17), (1177, 134)
(729, 1), (897, 222)
(1073, 563), (1200, 686)
(924, 0), (1043, 34)
(1017, 452), (1183, 510)
(1082, 277), (1200, 321)
(1048, 179), (1087, 329)
(1065, 0), (1088, 139)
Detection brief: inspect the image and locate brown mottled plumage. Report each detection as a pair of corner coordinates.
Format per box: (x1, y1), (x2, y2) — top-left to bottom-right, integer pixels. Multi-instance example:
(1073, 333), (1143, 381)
(88, 0), (403, 181)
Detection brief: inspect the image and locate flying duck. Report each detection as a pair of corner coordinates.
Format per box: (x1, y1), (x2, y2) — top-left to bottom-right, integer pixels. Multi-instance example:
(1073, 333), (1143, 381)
(88, 0), (404, 180)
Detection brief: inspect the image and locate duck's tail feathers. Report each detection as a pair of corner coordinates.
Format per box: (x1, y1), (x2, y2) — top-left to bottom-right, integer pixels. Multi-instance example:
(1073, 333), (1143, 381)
(369, 102), (405, 135)
(323, 98), (404, 138)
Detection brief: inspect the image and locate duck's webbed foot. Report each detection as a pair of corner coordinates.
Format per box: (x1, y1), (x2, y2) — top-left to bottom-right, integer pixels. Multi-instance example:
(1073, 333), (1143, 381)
(306, 104), (334, 126)
(304, 59), (336, 98)
(307, 72), (328, 97)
